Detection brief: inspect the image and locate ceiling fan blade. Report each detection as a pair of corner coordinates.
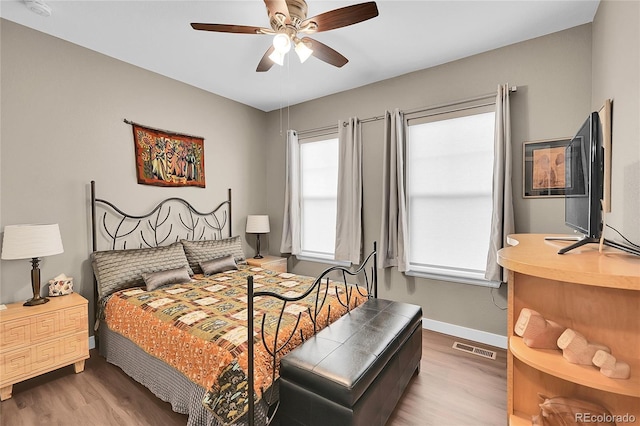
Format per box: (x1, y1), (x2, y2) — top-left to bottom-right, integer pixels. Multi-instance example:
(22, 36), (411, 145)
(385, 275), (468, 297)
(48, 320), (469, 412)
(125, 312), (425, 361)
(264, 0), (290, 23)
(191, 23), (268, 34)
(257, 46), (276, 72)
(301, 2), (378, 33)
(302, 37), (348, 68)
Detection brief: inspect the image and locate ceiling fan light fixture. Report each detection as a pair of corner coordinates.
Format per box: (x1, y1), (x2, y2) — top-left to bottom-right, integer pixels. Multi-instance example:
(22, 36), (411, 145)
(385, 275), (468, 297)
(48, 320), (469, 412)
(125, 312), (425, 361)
(191, 1), (380, 72)
(295, 39), (313, 63)
(268, 49), (286, 66)
(272, 33), (291, 53)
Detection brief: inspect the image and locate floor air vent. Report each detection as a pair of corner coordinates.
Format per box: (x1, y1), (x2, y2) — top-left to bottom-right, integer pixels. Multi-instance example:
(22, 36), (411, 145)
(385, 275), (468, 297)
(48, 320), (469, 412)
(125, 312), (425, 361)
(452, 341), (497, 360)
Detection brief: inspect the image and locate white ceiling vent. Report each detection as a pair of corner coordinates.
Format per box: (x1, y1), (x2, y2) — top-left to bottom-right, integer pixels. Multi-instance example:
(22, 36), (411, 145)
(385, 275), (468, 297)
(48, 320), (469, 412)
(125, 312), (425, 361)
(24, 0), (52, 17)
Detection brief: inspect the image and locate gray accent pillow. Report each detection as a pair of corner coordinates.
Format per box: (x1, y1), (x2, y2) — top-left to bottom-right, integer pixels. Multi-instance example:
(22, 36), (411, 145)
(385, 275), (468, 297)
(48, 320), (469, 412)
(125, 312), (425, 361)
(142, 266), (192, 291)
(91, 242), (193, 299)
(200, 255), (238, 276)
(181, 236), (246, 274)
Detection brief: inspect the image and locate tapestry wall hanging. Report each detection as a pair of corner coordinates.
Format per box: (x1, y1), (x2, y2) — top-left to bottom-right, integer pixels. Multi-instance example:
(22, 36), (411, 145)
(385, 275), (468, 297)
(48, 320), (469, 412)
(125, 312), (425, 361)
(128, 120), (205, 188)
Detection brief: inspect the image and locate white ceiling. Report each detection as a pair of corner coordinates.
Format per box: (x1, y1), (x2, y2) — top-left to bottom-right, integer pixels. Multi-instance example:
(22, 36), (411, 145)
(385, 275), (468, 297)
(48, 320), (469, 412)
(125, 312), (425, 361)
(0, 0), (600, 112)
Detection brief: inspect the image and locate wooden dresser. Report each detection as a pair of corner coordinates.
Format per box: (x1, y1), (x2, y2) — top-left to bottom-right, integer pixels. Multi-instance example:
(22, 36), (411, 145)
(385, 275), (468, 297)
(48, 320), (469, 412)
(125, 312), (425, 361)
(246, 255), (288, 273)
(0, 292), (89, 401)
(498, 234), (639, 425)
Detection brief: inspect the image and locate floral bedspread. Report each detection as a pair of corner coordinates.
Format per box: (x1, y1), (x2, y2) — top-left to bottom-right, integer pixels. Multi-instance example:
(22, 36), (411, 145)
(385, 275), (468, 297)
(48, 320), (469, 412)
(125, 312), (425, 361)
(104, 265), (367, 424)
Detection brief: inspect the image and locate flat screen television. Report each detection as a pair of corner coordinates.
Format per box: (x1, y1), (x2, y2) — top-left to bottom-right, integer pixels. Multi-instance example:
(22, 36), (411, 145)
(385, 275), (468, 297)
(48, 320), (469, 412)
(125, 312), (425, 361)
(558, 111), (604, 254)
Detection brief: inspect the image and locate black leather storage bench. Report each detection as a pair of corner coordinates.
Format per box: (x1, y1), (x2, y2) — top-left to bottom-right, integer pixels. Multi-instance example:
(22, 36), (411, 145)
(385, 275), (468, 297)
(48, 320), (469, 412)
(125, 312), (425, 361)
(277, 299), (422, 426)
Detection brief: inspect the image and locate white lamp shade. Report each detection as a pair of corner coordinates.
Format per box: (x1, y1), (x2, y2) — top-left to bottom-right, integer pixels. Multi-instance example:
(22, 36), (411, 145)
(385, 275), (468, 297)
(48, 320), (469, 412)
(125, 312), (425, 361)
(272, 33), (291, 53)
(268, 49), (285, 66)
(246, 215), (270, 234)
(295, 39), (313, 63)
(1, 224), (64, 260)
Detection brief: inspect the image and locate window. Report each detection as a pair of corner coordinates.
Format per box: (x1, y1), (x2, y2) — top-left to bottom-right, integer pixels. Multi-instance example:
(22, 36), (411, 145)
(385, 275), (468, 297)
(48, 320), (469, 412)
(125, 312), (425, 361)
(299, 137), (339, 260)
(406, 105), (496, 285)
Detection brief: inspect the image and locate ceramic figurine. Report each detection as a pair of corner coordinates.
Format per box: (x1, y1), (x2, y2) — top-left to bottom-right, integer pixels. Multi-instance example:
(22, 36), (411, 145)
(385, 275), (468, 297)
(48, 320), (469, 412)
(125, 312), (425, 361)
(514, 308), (565, 349)
(592, 350), (631, 379)
(556, 329), (610, 365)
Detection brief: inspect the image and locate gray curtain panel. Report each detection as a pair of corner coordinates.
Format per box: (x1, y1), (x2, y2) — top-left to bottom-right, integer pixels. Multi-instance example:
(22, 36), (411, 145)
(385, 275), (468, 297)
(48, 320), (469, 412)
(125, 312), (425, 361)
(335, 118), (363, 264)
(280, 129), (302, 255)
(379, 109), (409, 272)
(485, 84), (515, 282)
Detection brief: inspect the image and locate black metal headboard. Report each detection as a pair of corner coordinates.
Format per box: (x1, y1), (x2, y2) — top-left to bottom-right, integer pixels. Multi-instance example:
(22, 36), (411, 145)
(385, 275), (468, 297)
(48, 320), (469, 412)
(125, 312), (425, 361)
(90, 180), (232, 252)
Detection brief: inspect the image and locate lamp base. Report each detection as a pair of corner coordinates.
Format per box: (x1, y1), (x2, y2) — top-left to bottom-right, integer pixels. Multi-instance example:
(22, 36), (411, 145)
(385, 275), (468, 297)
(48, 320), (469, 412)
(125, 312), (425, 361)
(24, 296), (49, 307)
(254, 234), (264, 259)
(25, 258), (49, 307)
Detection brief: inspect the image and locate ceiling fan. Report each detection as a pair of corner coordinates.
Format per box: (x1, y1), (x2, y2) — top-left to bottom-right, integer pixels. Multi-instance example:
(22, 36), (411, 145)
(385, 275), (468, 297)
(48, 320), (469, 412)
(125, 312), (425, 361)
(191, 0), (379, 72)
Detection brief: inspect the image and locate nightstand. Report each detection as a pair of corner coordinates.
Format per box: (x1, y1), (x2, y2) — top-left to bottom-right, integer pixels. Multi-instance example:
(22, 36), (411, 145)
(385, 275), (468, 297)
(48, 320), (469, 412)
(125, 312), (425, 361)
(246, 255), (288, 273)
(0, 292), (89, 401)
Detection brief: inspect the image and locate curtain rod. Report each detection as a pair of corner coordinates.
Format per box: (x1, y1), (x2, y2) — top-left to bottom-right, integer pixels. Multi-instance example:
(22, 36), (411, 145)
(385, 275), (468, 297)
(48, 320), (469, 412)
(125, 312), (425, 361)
(297, 115), (384, 137)
(297, 86), (517, 137)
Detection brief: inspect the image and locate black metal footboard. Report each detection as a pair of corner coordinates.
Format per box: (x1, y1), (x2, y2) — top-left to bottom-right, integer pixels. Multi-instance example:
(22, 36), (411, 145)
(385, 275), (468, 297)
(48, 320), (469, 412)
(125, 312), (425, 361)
(246, 243), (378, 426)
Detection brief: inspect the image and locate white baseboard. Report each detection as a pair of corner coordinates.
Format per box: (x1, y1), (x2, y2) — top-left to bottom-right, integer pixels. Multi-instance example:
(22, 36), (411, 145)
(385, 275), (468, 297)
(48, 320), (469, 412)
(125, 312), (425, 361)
(422, 318), (507, 349)
(89, 335), (96, 350)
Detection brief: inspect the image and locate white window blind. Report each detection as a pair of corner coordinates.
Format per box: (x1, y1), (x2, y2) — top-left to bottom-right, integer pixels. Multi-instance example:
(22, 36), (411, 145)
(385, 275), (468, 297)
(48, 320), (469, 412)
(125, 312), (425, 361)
(299, 137), (339, 259)
(406, 106), (495, 284)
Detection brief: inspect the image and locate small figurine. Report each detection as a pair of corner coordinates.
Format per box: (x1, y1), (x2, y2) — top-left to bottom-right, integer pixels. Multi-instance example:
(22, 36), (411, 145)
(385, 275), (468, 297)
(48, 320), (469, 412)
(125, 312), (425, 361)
(514, 308), (565, 349)
(556, 329), (610, 365)
(592, 350), (631, 379)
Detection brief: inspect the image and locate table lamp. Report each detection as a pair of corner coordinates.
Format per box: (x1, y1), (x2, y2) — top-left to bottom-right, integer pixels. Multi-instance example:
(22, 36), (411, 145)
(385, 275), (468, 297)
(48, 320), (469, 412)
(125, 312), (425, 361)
(1, 224), (64, 306)
(246, 215), (270, 259)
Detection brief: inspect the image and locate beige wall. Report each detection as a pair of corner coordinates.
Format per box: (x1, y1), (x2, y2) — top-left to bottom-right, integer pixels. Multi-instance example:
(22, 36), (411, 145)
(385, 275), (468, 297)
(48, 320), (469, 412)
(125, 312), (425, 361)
(591, 0), (640, 243)
(2, 1), (637, 341)
(0, 20), (268, 327)
(265, 25), (595, 337)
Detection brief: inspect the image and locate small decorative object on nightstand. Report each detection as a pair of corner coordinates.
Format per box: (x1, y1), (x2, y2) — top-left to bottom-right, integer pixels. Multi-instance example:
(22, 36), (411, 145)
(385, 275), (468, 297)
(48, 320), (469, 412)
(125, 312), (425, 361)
(246, 215), (270, 259)
(246, 255), (287, 273)
(1, 224), (64, 306)
(0, 292), (89, 401)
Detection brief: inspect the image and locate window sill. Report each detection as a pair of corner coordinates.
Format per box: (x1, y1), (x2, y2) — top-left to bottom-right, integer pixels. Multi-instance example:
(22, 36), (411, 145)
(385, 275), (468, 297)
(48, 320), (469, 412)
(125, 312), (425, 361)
(405, 269), (501, 288)
(295, 253), (351, 267)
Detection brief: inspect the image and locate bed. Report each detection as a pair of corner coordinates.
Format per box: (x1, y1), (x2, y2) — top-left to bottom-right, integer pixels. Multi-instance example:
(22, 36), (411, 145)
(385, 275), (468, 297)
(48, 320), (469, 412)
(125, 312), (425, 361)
(89, 181), (377, 425)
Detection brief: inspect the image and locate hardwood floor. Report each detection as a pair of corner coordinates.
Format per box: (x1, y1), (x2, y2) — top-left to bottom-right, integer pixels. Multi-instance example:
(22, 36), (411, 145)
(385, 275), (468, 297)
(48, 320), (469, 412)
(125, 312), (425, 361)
(387, 330), (507, 425)
(0, 330), (506, 425)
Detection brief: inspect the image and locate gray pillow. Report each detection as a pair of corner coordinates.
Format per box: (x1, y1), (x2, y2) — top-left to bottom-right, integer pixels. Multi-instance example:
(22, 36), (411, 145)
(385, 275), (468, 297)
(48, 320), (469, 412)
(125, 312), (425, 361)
(142, 266), (192, 291)
(200, 255), (238, 276)
(91, 242), (193, 299)
(181, 236), (246, 274)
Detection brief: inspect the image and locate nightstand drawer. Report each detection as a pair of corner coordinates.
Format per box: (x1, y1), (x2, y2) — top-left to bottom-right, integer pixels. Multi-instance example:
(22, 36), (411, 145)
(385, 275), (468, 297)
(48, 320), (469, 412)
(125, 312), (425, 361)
(59, 332), (88, 364)
(59, 305), (87, 334)
(0, 318), (30, 351)
(32, 340), (57, 372)
(246, 256), (287, 273)
(0, 347), (30, 381)
(262, 259), (287, 273)
(32, 312), (59, 342)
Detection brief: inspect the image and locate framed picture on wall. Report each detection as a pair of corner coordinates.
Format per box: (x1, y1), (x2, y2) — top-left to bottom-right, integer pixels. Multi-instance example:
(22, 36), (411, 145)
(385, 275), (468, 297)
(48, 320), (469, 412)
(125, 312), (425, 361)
(523, 138), (571, 198)
(598, 99), (612, 212)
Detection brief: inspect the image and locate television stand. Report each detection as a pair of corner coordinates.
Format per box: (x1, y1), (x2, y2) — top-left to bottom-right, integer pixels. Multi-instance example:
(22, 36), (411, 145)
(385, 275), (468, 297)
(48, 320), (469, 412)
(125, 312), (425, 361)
(557, 237), (600, 254)
(557, 237), (640, 256)
(544, 236), (582, 241)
